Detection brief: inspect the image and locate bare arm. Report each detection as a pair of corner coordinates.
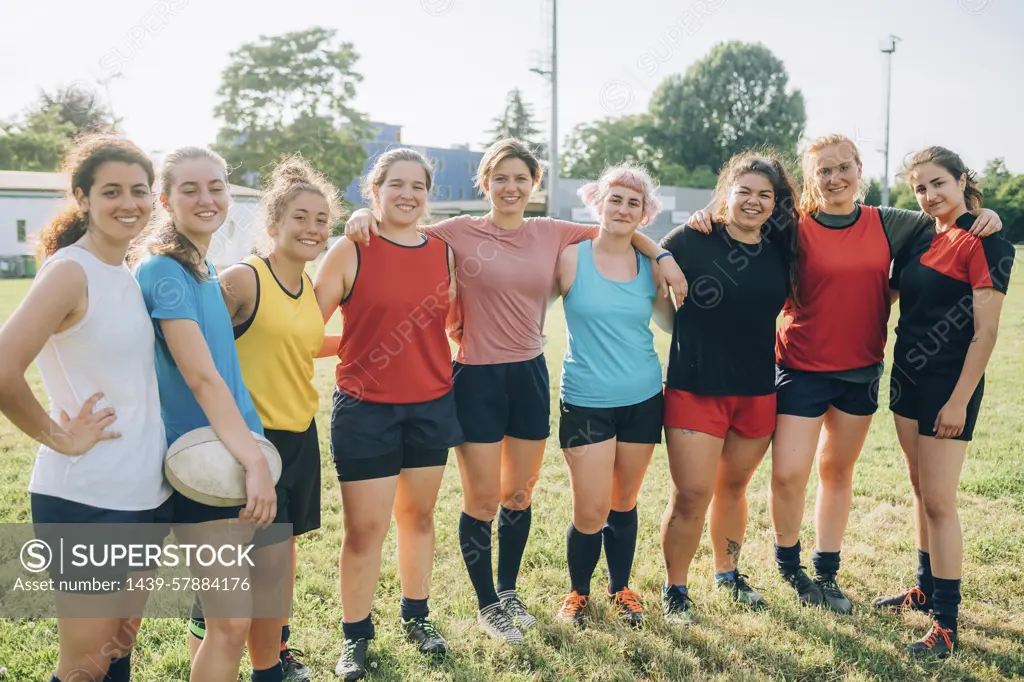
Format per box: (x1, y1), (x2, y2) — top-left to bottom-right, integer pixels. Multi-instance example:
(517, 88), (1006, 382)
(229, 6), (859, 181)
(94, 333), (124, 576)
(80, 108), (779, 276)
(556, 243), (580, 299)
(313, 237), (357, 324)
(160, 318), (276, 524)
(933, 289), (1004, 439)
(652, 263), (676, 332)
(317, 335), (342, 359)
(219, 263), (258, 327)
(0, 260), (119, 455)
(631, 231), (687, 305)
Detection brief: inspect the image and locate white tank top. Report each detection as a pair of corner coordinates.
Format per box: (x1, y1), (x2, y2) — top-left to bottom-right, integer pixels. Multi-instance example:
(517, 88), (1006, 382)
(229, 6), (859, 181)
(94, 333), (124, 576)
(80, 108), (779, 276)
(29, 246), (172, 511)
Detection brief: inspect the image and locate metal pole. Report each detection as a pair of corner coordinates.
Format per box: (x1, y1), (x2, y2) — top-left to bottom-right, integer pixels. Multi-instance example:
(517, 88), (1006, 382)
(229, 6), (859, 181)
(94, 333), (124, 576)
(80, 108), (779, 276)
(880, 35), (898, 207)
(548, 0), (559, 218)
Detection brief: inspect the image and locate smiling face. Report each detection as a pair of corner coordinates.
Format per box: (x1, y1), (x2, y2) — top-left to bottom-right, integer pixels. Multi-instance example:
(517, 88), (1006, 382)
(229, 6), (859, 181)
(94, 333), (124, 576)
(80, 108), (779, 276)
(270, 190), (330, 262)
(483, 157), (535, 218)
(909, 162), (967, 220)
(374, 160), (429, 228)
(161, 158), (230, 239)
(598, 186), (645, 236)
(726, 172), (775, 233)
(75, 161), (153, 244)
(811, 143), (862, 212)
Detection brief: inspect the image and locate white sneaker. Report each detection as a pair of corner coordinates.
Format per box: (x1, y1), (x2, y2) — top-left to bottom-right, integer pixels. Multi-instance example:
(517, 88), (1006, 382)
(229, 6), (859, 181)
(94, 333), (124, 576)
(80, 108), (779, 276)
(498, 590), (538, 631)
(478, 602), (524, 644)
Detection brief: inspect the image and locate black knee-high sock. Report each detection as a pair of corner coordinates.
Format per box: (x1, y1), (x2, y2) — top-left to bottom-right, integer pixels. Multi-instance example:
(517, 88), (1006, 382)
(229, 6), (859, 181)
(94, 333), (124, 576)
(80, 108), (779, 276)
(459, 512), (499, 609)
(916, 550), (934, 600)
(496, 505), (532, 594)
(103, 653), (131, 682)
(932, 577), (961, 632)
(603, 507), (638, 594)
(566, 522), (603, 596)
(775, 540), (802, 574)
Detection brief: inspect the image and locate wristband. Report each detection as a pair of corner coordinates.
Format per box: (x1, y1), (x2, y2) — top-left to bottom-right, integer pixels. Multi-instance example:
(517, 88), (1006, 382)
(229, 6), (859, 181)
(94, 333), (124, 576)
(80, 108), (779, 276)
(656, 251), (673, 264)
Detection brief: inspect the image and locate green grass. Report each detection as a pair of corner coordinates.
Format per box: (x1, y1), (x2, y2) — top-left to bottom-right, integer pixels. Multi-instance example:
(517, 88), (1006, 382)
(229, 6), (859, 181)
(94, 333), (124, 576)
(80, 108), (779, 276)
(1, 254), (1023, 681)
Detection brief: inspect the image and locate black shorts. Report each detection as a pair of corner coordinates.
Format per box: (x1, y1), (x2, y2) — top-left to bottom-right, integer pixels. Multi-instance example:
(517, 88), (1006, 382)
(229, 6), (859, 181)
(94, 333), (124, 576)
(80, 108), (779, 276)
(453, 354), (550, 443)
(890, 364), (984, 442)
(775, 366), (879, 418)
(330, 389), (462, 482)
(30, 493), (174, 592)
(558, 392), (664, 449)
(266, 419), (321, 537)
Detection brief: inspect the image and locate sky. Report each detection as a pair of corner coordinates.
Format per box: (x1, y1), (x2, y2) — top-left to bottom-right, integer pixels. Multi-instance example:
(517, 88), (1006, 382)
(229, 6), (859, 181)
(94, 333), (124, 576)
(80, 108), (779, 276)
(2, 0), (1022, 183)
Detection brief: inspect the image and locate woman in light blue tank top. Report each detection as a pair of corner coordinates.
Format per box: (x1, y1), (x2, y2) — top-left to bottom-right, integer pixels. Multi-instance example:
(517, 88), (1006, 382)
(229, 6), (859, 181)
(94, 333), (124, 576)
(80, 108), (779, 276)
(551, 165), (676, 628)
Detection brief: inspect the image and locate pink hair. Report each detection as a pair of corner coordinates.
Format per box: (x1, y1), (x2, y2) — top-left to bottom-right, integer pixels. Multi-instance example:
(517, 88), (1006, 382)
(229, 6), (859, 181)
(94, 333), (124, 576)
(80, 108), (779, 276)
(577, 164), (662, 226)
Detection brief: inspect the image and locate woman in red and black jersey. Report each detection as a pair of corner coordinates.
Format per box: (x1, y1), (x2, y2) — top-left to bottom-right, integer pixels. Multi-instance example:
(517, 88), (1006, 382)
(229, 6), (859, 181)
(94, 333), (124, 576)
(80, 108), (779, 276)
(687, 134), (1003, 613)
(873, 148), (1013, 659)
(314, 148), (460, 679)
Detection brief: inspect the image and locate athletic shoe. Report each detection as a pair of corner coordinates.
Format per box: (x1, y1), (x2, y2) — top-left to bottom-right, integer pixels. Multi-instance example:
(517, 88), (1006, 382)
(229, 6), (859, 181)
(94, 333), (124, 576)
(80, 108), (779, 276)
(334, 638), (368, 681)
(478, 602), (524, 644)
(402, 616), (448, 656)
(715, 572), (767, 610)
(556, 591), (589, 629)
(872, 586), (932, 613)
(907, 622), (957, 659)
(780, 566), (824, 606)
(814, 575), (853, 614)
(662, 587), (697, 626)
(280, 647), (312, 681)
(609, 587), (645, 628)
(498, 590), (538, 631)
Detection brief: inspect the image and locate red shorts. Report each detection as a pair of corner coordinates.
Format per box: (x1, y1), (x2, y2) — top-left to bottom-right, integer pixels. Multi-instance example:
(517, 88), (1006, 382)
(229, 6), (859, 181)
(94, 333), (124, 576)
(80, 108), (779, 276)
(663, 388), (777, 439)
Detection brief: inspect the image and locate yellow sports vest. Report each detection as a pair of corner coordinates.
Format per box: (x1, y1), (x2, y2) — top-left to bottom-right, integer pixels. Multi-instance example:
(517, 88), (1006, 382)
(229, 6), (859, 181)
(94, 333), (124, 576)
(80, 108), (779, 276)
(234, 256), (324, 432)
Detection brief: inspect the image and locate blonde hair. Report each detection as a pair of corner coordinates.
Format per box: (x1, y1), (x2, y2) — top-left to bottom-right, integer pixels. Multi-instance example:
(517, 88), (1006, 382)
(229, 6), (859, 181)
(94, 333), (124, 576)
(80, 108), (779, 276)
(475, 138), (543, 193)
(257, 155), (343, 256)
(798, 133), (866, 215)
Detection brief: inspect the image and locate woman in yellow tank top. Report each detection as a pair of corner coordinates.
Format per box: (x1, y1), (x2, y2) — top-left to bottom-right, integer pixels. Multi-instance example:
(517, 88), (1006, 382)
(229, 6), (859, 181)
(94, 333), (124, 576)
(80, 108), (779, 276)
(184, 156), (341, 682)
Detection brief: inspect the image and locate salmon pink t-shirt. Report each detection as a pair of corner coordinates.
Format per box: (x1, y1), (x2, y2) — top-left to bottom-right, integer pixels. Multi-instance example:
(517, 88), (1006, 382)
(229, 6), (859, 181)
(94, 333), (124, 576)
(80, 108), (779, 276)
(424, 215), (596, 365)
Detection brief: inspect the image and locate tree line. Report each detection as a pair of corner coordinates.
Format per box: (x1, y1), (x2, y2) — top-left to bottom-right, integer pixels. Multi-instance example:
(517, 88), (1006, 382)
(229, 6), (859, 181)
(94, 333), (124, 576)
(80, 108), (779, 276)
(1, 29), (1021, 242)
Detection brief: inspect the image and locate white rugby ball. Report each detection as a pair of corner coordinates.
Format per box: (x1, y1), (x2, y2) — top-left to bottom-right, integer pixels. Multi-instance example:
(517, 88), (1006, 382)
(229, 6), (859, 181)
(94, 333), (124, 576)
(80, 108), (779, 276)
(165, 427), (282, 507)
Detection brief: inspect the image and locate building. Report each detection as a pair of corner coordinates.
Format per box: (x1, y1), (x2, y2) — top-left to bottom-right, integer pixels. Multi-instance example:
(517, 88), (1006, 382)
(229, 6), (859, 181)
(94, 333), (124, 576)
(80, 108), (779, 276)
(0, 170), (262, 276)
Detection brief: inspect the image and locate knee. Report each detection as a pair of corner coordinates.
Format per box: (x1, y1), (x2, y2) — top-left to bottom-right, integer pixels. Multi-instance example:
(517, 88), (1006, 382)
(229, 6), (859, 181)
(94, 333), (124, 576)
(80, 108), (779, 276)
(501, 484), (535, 511)
(396, 506), (435, 536)
(771, 467), (808, 496)
(818, 456), (855, 488)
(206, 617), (252, 649)
(343, 518), (390, 554)
(921, 493), (957, 523)
(669, 488), (712, 520)
(573, 505), (610, 535)
(611, 493), (638, 512)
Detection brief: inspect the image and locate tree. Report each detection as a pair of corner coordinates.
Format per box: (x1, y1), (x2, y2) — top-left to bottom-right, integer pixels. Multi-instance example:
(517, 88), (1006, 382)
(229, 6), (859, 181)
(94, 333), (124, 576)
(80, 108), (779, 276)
(213, 27), (369, 190)
(561, 115), (656, 179)
(485, 88), (546, 156)
(35, 84), (116, 135)
(648, 42), (806, 173)
(0, 107), (75, 172)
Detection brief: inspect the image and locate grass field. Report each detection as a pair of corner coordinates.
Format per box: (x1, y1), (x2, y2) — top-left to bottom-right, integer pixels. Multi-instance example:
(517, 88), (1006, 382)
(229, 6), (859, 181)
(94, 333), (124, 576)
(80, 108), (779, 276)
(0, 259), (1022, 682)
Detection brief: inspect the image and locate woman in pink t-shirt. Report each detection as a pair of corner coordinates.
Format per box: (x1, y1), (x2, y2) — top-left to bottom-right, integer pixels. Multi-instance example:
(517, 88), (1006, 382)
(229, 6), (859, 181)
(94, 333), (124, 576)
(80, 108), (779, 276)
(346, 138), (685, 642)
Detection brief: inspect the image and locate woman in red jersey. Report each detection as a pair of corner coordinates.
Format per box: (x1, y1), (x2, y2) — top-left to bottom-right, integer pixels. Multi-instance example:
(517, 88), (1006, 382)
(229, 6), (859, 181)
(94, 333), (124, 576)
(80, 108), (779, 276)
(687, 133), (1002, 613)
(315, 148), (460, 680)
(345, 138), (685, 643)
(873, 147), (1013, 659)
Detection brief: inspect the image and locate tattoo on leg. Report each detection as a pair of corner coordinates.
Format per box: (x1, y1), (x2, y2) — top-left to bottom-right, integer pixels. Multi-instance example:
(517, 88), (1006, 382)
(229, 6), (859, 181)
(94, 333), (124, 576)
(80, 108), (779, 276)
(726, 538), (741, 566)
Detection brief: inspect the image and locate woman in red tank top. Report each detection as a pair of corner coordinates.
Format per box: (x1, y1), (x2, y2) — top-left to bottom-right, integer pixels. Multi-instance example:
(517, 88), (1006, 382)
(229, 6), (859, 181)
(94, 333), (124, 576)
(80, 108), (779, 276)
(314, 148), (460, 678)
(687, 134), (1003, 614)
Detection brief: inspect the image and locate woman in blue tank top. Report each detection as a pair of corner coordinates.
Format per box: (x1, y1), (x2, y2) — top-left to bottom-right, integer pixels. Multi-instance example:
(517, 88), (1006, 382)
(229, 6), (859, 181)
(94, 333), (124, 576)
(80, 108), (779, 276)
(552, 164), (675, 629)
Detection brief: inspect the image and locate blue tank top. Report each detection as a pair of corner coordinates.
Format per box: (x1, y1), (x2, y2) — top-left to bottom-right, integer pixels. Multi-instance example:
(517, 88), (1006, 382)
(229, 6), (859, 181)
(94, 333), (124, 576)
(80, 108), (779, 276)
(560, 240), (662, 407)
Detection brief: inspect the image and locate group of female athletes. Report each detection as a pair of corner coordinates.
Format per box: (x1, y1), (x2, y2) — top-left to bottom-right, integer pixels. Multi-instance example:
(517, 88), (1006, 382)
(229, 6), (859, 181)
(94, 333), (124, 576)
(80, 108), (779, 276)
(0, 127), (1013, 681)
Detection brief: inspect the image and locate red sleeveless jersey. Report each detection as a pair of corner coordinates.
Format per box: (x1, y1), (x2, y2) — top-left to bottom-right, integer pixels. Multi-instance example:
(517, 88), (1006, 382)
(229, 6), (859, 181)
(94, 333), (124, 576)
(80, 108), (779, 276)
(776, 206), (892, 372)
(336, 235), (453, 403)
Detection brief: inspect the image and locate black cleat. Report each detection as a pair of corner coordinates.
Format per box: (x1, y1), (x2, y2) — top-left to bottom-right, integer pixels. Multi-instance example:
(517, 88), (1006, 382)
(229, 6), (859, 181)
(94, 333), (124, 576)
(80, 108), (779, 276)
(873, 586), (931, 613)
(402, 616), (448, 656)
(907, 622), (957, 659)
(780, 566), (824, 607)
(334, 638), (368, 681)
(814, 575), (853, 614)
(280, 646), (312, 681)
(715, 572), (767, 610)
(662, 586), (697, 626)
(556, 590), (589, 629)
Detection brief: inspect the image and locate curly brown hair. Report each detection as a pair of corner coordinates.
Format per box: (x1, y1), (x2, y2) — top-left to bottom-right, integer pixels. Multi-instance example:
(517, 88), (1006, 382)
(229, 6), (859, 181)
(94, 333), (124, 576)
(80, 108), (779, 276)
(37, 135), (154, 260)
(256, 155), (343, 256)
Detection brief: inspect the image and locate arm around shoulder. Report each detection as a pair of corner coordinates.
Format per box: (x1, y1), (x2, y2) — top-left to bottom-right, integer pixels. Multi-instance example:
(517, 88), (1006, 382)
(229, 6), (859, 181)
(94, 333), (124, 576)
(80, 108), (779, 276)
(313, 237), (357, 323)
(556, 242), (580, 298)
(219, 262), (258, 327)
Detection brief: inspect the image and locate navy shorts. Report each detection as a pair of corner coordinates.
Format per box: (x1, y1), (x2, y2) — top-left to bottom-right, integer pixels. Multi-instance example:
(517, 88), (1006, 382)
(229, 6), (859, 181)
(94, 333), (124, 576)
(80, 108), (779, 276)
(330, 388), (463, 482)
(266, 419), (321, 537)
(558, 392), (664, 449)
(453, 354), (551, 443)
(775, 367), (879, 418)
(890, 364), (984, 442)
(30, 493), (174, 592)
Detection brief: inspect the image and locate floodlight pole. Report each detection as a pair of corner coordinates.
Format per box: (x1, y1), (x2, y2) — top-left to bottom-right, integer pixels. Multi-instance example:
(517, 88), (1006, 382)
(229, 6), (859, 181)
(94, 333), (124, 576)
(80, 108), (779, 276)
(880, 35), (899, 207)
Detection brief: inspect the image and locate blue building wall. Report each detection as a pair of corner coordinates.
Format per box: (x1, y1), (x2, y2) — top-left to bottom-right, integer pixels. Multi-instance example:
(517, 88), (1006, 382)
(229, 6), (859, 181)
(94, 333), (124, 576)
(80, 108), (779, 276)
(344, 123), (483, 205)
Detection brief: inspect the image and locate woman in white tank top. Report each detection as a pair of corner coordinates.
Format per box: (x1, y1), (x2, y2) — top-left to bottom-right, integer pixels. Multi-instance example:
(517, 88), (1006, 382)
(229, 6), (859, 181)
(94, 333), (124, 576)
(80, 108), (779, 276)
(0, 136), (169, 682)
